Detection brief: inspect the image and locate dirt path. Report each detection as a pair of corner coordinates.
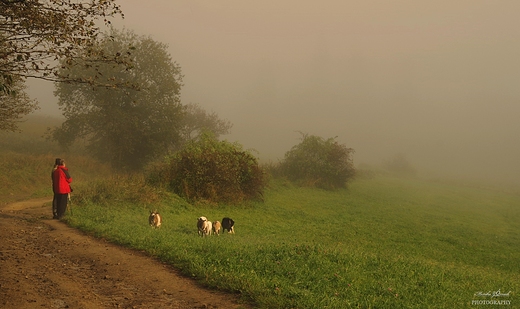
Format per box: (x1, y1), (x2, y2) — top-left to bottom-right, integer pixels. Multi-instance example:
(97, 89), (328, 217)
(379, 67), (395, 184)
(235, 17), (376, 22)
(0, 198), (251, 309)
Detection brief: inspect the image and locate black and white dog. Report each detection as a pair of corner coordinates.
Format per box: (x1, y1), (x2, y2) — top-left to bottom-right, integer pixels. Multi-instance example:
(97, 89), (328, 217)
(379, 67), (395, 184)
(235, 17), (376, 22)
(221, 217), (235, 234)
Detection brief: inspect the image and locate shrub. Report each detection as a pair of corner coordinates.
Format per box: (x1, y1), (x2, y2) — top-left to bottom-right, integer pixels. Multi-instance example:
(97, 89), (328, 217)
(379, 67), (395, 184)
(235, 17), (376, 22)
(280, 134), (355, 189)
(147, 133), (266, 204)
(382, 153), (417, 176)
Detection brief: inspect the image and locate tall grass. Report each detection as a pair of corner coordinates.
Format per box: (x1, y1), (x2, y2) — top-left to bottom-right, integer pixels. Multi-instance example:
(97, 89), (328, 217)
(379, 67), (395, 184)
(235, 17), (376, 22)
(0, 115), (110, 204)
(0, 151), (112, 204)
(65, 175), (519, 308)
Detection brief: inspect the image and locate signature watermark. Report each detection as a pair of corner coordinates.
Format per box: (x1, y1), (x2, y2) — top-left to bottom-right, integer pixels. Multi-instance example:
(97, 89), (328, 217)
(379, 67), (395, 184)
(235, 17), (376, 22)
(472, 289), (512, 306)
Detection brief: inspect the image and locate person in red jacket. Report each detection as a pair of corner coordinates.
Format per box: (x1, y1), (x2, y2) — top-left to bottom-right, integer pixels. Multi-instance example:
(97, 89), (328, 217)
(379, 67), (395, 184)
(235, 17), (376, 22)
(52, 159), (72, 219)
(51, 158), (61, 219)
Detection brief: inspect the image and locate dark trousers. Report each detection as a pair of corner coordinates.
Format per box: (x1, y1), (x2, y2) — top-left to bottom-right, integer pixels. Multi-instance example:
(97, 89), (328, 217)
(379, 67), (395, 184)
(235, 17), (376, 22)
(52, 194), (58, 218)
(54, 194), (68, 219)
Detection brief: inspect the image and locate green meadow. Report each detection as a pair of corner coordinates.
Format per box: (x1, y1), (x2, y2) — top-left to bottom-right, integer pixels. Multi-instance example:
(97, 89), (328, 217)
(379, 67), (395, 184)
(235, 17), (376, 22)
(64, 175), (519, 308)
(1, 118), (518, 308)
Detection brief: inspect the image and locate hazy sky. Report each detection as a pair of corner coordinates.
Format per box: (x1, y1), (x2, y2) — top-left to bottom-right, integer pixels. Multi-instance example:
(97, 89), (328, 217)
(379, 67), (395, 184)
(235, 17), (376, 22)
(28, 0), (520, 183)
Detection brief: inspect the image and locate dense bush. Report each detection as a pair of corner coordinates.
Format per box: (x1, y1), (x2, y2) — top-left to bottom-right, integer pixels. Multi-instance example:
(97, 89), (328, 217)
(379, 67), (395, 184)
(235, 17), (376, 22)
(146, 133), (266, 204)
(382, 153), (417, 176)
(280, 134), (355, 189)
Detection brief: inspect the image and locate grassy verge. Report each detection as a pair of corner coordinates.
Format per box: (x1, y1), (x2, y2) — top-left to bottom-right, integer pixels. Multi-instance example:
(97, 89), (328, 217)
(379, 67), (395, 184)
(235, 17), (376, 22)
(0, 151), (111, 204)
(0, 115), (108, 204)
(64, 175), (520, 308)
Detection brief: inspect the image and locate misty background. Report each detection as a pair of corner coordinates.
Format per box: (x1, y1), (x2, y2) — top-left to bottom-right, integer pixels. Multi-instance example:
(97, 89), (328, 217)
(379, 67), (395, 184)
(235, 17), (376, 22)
(26, 1), (520, 184)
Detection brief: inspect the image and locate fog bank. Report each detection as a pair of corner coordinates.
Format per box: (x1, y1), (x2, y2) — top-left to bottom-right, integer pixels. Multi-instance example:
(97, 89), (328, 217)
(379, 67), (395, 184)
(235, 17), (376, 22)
(28, 1), (520, 185)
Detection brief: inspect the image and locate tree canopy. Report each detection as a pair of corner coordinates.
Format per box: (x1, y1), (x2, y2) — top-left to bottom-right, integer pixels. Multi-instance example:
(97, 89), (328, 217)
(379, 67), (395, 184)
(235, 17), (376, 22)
(0, 0), (125, 91)
(177, 102), (233, 149)
(1, 0), (128, 131)
(0, 75), (38, 131)
(52, 28), (184, 170)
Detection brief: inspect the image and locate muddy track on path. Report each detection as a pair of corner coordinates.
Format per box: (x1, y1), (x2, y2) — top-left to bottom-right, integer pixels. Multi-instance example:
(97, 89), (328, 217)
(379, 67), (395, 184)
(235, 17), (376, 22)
(0, 198), (251, 309)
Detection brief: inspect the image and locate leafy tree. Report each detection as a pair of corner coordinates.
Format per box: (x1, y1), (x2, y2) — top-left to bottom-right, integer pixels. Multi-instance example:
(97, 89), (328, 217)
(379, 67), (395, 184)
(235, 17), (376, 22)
(1, 0), (128, 131)
(0, 75), (38, 131)
(0, 0), (126, 92)
(147, 133), (266, 204)
(280, 133), (355, 189)
(177, 102), (232, 148)
(51, 28), (183, 170)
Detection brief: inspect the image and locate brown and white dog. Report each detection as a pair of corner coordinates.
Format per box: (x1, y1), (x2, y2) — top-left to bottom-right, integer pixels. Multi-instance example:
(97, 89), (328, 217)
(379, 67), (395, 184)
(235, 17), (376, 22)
(149, 211), (162, 229)
(213, 221), (221, 236)
(197, 216), (212, 236)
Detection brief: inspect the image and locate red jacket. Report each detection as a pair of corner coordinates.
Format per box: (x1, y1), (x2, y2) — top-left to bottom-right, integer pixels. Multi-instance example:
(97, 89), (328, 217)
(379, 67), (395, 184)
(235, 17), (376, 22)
(52, 166), (72, 194)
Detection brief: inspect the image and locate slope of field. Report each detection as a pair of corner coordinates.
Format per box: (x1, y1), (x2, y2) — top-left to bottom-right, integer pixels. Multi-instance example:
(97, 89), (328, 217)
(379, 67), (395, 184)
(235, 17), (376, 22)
(65, 175), (520, 308)
(0, 115), (107, 205)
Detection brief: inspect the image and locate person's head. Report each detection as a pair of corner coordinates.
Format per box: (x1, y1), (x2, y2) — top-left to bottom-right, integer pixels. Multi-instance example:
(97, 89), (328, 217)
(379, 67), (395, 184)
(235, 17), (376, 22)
(57, 159), (65, 166)
(54, 158), (61, 166)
